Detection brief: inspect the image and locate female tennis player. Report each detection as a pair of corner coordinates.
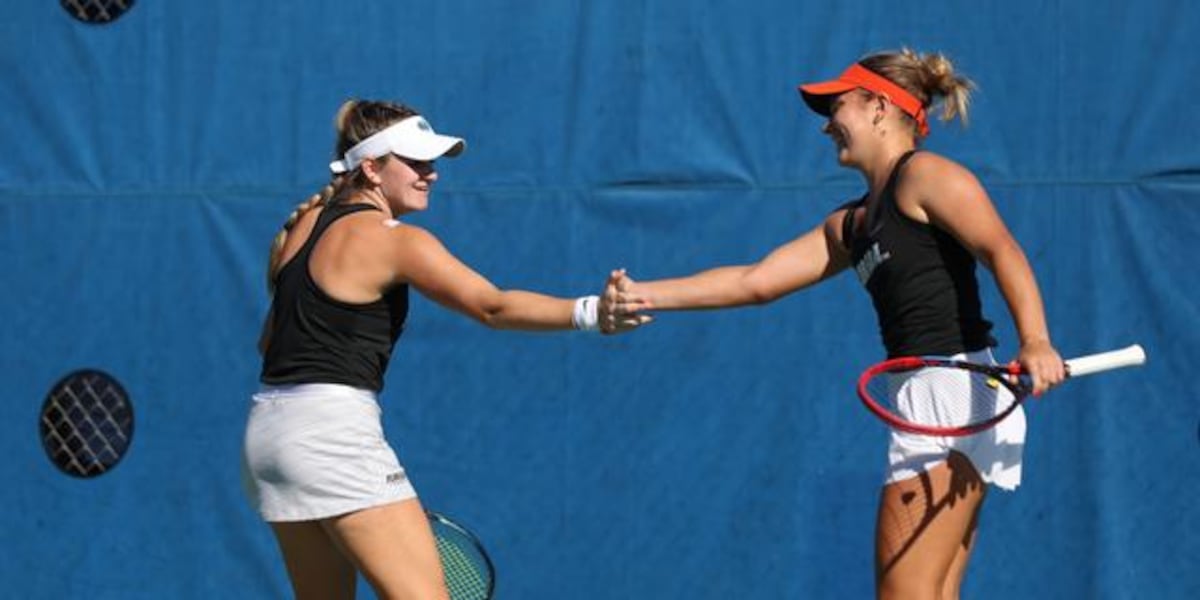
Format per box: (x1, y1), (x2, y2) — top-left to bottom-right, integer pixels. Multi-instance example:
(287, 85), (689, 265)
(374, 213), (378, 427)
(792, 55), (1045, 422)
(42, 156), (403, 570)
(606, 49), (1065, 599)
(242, 99), (645, 600)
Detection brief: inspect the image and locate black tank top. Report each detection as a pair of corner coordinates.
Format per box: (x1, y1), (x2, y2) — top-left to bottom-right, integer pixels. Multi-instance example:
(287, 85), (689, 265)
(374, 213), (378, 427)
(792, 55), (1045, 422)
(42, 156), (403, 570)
(843, 151), (994, 357)
(260, 202), (409, 392)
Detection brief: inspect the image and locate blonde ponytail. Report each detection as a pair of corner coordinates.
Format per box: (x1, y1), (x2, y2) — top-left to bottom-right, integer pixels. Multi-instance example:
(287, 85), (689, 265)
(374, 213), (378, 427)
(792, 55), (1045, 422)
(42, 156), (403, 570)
(914, 50), (974, 125)
(860, 48), (976, 132)
(265, 176), (345, 293)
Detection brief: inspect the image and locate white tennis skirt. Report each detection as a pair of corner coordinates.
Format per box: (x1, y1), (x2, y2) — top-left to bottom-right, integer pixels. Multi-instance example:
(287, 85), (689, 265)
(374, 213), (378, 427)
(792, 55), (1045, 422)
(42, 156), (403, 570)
(883, 348), (1027, 491)
(241, 383), (417, 522)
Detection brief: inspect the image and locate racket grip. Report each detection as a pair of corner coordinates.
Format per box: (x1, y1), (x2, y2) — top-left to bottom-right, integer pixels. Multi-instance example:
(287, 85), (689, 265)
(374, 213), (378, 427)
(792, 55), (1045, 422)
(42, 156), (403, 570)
(1064, 344), (1146, 377)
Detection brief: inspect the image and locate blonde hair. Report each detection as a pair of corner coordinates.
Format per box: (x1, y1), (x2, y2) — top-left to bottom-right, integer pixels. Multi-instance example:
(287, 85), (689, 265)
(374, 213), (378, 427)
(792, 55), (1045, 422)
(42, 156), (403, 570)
(265, 100), (420, 292)
(859, 48), (975, 134)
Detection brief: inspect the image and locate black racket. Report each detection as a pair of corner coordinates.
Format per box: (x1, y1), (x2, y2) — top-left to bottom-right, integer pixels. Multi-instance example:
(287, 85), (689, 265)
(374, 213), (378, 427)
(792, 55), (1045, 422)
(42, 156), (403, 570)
(428, 511), (495, 600)
(857, 344), (1146, 436)
(39, 369), (135, 478)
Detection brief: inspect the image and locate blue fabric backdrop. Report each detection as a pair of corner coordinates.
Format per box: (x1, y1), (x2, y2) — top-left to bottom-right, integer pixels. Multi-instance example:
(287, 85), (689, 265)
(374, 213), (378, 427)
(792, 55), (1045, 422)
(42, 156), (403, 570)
(1, 1), (1197, 598)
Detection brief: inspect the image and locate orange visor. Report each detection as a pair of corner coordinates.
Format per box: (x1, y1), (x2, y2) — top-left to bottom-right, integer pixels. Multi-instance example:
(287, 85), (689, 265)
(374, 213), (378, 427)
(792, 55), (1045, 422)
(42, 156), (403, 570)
(798, 63), (929, 136)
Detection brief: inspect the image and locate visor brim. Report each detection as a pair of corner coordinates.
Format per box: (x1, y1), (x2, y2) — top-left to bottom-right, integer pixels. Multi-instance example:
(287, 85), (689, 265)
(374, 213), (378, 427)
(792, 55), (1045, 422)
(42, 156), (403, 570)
(797, 80), (859, 116)
(396, 135), (466, 161)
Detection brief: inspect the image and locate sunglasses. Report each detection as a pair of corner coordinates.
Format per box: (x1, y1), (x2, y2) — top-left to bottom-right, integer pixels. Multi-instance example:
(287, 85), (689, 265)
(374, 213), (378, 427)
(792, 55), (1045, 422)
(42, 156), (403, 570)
(393, 154), (435, 174)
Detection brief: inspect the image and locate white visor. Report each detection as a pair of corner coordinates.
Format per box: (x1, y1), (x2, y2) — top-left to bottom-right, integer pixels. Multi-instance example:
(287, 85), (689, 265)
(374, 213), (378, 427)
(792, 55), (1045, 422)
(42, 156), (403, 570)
(329, 115), (466, 174)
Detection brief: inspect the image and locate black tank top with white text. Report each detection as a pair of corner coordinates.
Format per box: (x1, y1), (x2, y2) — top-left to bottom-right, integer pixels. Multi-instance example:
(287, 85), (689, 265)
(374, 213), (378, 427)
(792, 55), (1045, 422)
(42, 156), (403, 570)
(843, 151), (994, 357)
(260, 202), (409, 392)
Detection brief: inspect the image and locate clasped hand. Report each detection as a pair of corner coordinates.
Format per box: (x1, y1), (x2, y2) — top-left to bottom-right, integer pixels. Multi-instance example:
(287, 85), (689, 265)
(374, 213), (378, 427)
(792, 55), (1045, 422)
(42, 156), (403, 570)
(597, 269), (653, 334)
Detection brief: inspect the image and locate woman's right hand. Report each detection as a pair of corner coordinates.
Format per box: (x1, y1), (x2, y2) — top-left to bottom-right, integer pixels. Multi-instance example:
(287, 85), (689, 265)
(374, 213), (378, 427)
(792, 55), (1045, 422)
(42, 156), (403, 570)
(599, 269), (653, 334)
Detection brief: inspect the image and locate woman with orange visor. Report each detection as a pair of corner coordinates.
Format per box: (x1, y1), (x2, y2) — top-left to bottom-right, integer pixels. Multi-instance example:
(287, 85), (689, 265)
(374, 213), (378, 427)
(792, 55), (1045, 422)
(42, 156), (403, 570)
(607, 49), (1065, 599)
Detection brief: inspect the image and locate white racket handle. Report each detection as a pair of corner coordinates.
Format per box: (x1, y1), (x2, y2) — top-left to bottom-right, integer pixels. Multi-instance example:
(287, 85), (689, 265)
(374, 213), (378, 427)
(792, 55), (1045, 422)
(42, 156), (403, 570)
(1064, 344), (1146, 378)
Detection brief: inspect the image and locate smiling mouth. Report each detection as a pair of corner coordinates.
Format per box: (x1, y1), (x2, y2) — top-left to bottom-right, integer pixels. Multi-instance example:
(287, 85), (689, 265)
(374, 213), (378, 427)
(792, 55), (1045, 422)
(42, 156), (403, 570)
(830, 129), (848, 148)
(825, 124), (844, 145)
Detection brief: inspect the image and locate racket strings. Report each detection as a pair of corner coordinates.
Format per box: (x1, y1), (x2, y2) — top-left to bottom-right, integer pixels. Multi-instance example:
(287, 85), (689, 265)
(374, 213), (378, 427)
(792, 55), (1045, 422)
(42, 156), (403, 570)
(432, 521), (492, 599)
(872, 365), (1018, 430)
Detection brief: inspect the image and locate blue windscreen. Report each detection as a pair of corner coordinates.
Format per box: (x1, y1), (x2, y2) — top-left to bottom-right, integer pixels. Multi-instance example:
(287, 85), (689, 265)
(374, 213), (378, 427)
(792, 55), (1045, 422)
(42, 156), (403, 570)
(1, 2), (1196, 598)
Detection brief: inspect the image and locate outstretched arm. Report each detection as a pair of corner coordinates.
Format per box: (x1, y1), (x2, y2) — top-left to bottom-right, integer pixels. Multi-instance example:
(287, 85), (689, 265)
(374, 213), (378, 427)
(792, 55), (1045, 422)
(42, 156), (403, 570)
(614, 212), (852, 313)
(387, 224), (644, 334)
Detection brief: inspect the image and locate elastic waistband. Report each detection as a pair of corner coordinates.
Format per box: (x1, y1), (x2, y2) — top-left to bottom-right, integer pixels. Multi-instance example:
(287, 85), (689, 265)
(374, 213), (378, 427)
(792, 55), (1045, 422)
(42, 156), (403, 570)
(948, 348), (997, 364)
(254, 382), (379, 405)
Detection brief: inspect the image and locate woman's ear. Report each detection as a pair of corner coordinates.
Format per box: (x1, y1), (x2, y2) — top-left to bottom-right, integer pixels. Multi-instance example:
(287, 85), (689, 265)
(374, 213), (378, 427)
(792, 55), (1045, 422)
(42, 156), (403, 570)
(360, 157), (384, 185)
(873, 94), (890, 124)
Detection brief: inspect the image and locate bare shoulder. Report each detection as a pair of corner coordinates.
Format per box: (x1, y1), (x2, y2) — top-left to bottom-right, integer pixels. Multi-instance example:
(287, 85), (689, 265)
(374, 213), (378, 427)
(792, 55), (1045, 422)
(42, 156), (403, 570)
(375, 220), (472, 289)
(374, 220), (448, 263)
(904, 151), (983, 192)
(380, 219), (439, 245)
(898, 152), (989, 222)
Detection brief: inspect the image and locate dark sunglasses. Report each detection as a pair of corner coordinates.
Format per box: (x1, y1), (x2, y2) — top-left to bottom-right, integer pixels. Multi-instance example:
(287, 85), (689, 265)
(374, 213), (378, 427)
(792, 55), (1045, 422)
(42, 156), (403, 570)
(393, 154), (435, 173)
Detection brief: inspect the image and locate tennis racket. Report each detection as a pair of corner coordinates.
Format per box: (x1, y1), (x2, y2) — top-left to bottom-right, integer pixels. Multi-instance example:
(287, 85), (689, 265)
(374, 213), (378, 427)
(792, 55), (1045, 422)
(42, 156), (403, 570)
(857, 344), (1146, 436)
(428, 511), (495, 600)
(39, 369), (135, 478)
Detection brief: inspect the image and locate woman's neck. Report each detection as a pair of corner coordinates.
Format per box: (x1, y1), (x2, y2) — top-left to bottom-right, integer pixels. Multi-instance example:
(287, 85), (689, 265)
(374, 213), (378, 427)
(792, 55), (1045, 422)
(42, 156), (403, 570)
(861, 141), (916, 196)
(347, 188), (393, 217)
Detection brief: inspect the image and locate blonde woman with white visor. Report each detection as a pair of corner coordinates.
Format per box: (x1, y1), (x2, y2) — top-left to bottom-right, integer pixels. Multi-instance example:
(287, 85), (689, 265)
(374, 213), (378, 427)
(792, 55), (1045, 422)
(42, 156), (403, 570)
(243, 100), (648, 600)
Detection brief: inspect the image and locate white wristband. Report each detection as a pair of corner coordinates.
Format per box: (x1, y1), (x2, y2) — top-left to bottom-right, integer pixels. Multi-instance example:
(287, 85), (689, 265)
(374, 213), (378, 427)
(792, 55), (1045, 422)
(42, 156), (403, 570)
(572, 295), (600, 332)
